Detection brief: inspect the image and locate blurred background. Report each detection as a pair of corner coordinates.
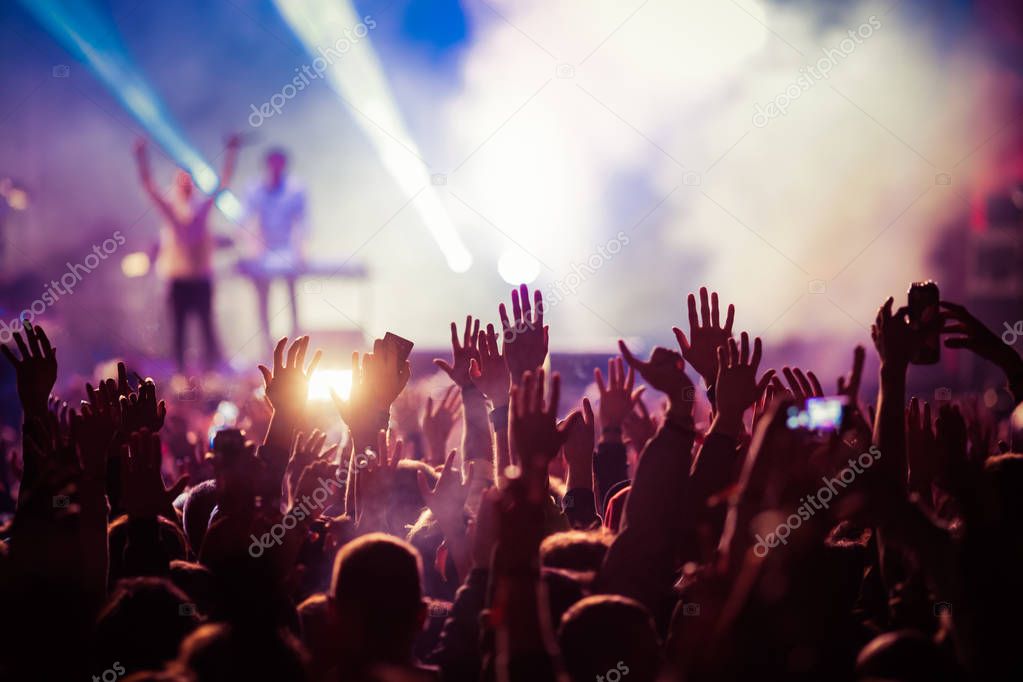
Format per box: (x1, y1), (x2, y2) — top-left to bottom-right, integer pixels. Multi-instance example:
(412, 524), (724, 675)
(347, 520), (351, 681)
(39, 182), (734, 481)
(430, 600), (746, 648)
(1, 0), (1022, 425)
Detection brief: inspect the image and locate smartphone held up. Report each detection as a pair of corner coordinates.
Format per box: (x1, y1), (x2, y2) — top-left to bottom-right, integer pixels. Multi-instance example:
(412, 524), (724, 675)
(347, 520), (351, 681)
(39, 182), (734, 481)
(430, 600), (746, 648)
(908, 280), (940, 365)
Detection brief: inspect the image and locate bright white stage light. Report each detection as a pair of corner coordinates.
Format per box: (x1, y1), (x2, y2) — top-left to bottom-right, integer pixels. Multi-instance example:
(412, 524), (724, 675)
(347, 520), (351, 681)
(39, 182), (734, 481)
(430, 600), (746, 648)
(497, 249), (540, 285)
(274, 0), (472, 273)
(308, 368), (353, 402)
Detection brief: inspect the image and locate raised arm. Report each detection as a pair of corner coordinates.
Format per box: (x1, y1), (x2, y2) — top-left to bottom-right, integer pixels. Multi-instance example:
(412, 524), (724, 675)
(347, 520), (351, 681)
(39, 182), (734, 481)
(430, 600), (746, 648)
(599, 342), (696, 618)
(198, 133), (241, 217)
(257, 336), (322, 508)
(470, 322), (512, 486)
(494, 370), (571, 682)
(434, 316), (494, 471)
(132, 138), (178, 226)
(941, 300), (1023, 408)
(684, 333), (774, 554)
(592, 356), (643, 512)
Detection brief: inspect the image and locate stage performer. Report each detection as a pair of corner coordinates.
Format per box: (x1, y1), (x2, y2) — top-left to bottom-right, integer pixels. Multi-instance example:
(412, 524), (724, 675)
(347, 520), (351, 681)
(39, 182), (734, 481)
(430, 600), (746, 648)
(238, 147), (308, 353)
(133, 134), (240, 374)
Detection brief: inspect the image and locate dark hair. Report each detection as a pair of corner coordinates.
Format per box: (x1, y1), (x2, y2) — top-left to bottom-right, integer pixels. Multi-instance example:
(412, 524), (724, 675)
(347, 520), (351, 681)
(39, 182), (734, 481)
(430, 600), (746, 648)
(108, 514), (188, 582)
(297, 593), (333, 676)
(542, 567), (589, 629)
(182, 479), (218, 557)
(167, 560), (218, 618)
(540, 529), (613, 572)
(175, 623), (310, 682)
(558, 595), (662, 682)
(856, 630), (954, 682)
(330, 533), (424, 642)
(95, 577), (200, 675)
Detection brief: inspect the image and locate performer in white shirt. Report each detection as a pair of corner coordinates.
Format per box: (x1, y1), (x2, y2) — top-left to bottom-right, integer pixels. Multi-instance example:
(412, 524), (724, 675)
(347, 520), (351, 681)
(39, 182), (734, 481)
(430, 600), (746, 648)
(133, 135), (239, 373)
(239, 148), (308, 352)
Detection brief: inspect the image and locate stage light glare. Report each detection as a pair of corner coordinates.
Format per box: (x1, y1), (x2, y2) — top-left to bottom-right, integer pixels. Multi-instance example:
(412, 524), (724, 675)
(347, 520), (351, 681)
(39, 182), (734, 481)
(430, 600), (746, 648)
(274, 0), (473, 273)
(18, 0), (241, 221)
(308, 369), (353, 402)
(215, 192), (243, 221)
(121, 251), (151, 278)
(498, 249), (540, 285)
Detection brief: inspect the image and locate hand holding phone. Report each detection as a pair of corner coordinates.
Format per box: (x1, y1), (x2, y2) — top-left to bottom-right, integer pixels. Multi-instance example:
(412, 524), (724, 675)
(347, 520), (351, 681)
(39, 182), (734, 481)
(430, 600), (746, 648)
(908, 280), (940, 365)
(383, 332), (414, 363)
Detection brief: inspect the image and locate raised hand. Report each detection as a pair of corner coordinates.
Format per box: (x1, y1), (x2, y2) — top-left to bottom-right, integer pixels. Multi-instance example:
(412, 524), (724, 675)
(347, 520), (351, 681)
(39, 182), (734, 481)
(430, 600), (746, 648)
(673, 286), (734, 387)
(622, 395), (656, 451)
(288, 429), (331, 472)
(422, 386), (461, 465)
(132, 138), (149, 160)
(751, 381), (777, 432)
(837, 345), (866, 402)
(292, 456), (338, 515)
(119, 377), (167, 434)
(499, 284), (548, 384)
(941, 300), (1023, 374)
(433, 316), (480, 388)
(779, 366), (823, 402)
(560, 398), (594, 490)
(133, 137), (150, 170)
(334, 339), (411, 448)
(120, 429), (188, 521)
(469, 323), (511, 407)
(510, 369), (571, 476)
(115, 361), (133, 398)
(258, 336), (322, 417)
(1, 320), (57, 416)
(714, 332), (774, 425)
(48, 395), (71, 433)
(871, 296), (917, 371)
(286, 429), (337, 506)
(618, 340), (695, 412)
(70, 405), (116, 486)
(906, 397), (937, 500)
(594, 357), (644, 433)
(836, 345), (871, 445)
(417, 449), (470, 532)
(354, 429), (403, 530)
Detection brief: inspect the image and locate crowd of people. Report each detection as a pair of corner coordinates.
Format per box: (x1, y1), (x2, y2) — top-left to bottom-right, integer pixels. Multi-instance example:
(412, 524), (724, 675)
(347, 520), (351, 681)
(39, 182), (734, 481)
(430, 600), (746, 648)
(1, 283), (1021, 681)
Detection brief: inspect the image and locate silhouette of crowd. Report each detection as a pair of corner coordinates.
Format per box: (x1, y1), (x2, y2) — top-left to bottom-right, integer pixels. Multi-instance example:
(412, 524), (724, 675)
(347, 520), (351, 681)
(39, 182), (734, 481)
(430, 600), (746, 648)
(1, 284), (1021, 681)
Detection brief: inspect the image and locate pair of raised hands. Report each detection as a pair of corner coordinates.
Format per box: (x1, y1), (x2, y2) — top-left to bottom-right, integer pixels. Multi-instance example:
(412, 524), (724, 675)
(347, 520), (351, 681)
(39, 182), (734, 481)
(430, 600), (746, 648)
(432, 284), (549, 405)
(618, 287), (774, 427)
(872, 297), (1023, 376)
